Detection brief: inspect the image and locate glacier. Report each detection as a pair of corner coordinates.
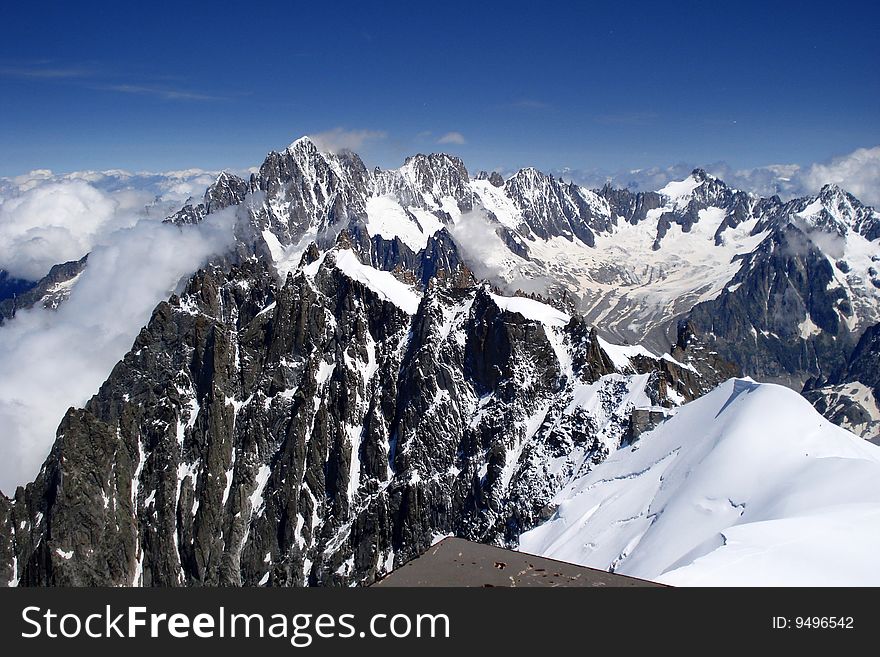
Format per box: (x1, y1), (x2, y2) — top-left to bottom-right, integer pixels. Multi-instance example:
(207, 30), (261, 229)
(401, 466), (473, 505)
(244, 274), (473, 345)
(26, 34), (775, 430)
(519, 378), (880, 586)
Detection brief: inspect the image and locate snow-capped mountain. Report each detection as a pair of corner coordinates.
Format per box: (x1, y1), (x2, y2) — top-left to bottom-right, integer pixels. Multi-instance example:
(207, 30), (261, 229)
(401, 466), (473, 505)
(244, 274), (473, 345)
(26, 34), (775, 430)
(804, 322), (880, 441)
(0, 135), (878, 587)
(518, 378), (880, 586)
(0, 257), (87, 324)
(0, 166), (224, 323)
(0, 242), (708, 586)
(164, 138), (880, 388)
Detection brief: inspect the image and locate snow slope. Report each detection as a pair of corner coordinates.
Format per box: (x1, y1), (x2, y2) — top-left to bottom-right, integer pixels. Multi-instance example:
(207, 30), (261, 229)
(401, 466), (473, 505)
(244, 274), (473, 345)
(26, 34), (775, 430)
(244, 141), (878, 353)
(527, 207), (767, 347)
(365, 195), (443, 252)
(469, 173), (771, 348)
(489, 292), (570, 327)
(518, 377), (880, 586)
(332, 249), (421, 314)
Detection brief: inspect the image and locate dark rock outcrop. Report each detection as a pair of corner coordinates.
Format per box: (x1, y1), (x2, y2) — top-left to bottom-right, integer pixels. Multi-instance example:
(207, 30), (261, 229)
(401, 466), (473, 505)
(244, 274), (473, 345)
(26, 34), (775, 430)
(0, 246), (697, 587)
(0, 256), (88, 324)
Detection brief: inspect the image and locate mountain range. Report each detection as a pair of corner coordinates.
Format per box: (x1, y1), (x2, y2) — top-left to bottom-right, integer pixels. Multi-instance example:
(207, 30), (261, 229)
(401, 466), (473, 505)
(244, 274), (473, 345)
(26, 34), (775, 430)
(1, 136), (878, 586)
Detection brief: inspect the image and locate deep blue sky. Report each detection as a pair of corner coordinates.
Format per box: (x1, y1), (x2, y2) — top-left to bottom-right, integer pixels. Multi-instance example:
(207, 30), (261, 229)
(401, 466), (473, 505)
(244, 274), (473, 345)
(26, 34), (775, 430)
(1, 0), (877, 176)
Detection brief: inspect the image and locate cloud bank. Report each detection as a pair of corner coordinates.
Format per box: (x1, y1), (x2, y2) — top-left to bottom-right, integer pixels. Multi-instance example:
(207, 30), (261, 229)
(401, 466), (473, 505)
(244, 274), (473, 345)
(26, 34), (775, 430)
(448, 208), (551, 295)
(0, 210), (236, 494)
(437, 131), (466, 145)
(0, 169), (218, 280)
(309, 128), (386, 154)
(557, 146), (880, 207)
(798, 146), (880, 205)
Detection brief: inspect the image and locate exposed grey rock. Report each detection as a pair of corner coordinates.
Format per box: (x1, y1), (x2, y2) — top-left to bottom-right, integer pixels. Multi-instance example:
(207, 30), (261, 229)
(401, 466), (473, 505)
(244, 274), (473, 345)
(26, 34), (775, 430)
(2, 137), (878, 588)
(0, 245), (697, 587)
(0, 270), (34, 304)
(803, 322), (880, 440)
(502, 168), (604, 245)
(797, 184), (880, 240)
(597, 184), (664, 226)
(474, 171), (505, 188)
(377, 153), (473, 214)
(0, 256), (88, 324)
(683, 222), (856, 387)
(626, 408), (670, 444)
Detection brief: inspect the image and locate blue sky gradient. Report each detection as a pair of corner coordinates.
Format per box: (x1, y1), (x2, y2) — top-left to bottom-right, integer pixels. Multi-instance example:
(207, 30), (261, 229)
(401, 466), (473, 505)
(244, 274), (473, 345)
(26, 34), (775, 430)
(1, 0), (877, 175)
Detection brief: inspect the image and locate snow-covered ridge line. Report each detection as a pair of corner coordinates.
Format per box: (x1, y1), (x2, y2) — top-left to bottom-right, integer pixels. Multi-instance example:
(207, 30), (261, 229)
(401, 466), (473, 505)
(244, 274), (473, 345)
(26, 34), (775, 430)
(330, 249), (421, 315)
(519, 377), (880, 586)
(266, 236), (696, 381)
(488, 292), (570, 327)
(169, 138), (878, 345)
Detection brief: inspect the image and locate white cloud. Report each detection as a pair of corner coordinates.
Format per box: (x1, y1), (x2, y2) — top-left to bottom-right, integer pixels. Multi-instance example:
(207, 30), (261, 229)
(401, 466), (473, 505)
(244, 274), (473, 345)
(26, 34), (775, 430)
(448, 208), (509, 281)
(448, 208), (551, 295)
(709, 147), (880, 206)
(0, 169), (219, 280)
(0, 180), (144, 279)
(0, 209), (236, 494)
(93, 84), (224, 102)
(558, 145), (880, 206)
(437, 131), (466, 145)
(800, 146), (880, 206)
(308, 127), (386, 154)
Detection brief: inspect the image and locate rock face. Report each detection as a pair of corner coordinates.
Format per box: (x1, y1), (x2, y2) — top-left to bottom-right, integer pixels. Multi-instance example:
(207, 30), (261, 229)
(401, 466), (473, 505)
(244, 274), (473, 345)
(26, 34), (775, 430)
(0, 136), (878, 587)
(841, 322), (880, 397)
(803, 322), (880, 440)
(501, 168), (606, 245)
(684, 223), (853, 387)
(625, 408), (671, 444)
(0, 270), (34, 304)
(682, 184), (880, 388)
(0, 242), (701, 587)
(0, 256), (87, 324)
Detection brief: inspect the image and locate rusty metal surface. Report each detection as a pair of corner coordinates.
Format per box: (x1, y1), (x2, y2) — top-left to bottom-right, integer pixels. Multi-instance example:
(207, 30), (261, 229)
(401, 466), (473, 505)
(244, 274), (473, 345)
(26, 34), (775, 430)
(372, 538), (664, 587)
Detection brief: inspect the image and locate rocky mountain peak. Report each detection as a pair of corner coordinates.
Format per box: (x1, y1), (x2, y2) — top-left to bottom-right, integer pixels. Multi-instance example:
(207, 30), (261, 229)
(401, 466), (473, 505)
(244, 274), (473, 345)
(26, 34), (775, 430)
(204, 171), (249, 214)
(474, 170), (505, 187)
(400, 152), (470, 190)
(287, 135), (319, 154)
(501, 167), (606, 245)
(690, 167), (711, 183)
(507, 166), (548, 186)
(371, 152), (473, 214)
(786, 183), (880, 240)
(818, 181), (847, 199)
(2, 134), (879, 588)
(817, 183), (861, 217)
